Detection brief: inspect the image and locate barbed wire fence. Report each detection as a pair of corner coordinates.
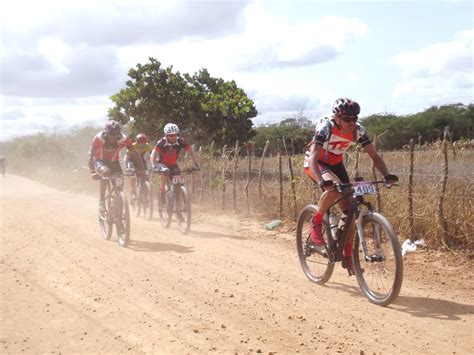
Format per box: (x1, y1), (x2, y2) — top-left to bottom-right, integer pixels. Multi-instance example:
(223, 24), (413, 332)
(175, 127), (473, 251)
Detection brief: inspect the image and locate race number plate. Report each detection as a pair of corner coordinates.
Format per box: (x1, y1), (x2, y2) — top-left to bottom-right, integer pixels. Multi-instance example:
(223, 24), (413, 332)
(172, 175), (185, 184)
(354, 182), (377, 196)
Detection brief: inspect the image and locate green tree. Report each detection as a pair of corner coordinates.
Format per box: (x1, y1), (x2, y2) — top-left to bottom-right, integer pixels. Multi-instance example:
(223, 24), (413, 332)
(108, 58), (257, 145)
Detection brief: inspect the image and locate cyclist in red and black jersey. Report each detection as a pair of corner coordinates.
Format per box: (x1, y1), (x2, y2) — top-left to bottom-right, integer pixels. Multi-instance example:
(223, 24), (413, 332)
(150, 123), (200, 206)
(88, 120), (146, 213)
(304, 98), (398, 274)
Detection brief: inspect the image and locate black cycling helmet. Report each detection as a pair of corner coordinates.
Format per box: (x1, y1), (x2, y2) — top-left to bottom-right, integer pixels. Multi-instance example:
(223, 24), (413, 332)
(104, 120), (121, 135)
(332, 98), (360, 116)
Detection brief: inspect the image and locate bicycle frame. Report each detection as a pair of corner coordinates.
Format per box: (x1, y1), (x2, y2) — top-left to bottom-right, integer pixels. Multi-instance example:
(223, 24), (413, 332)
(326, 180), (387, 264)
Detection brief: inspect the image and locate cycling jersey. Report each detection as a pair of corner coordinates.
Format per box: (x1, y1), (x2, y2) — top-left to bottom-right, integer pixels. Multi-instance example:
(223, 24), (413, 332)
(91, 131), (133, 161)
(132, 142), (153, 158)
(152, 136), (191, 167)
(310, 115), (370, 166)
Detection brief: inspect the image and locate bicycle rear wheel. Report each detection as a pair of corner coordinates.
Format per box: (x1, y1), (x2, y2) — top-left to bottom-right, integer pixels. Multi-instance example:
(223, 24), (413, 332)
(158, 189), (172, 228)
(353, 212), (403, 306)
(296, 205), (334, 284)
(140, 181), (153, 220)
(176, 185), (191, 234)
(115, 191), (130, 247)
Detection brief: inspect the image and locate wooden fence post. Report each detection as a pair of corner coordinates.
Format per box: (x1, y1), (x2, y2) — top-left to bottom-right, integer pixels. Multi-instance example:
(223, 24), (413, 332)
(408, 139), (415, 240)
(371, 131), (387, 212)
(352, 145), (360, 179)
(437, 126), (450, 247)
(233, 140), (239, 211)
(209, 141), (216, 206)
(221, 145), (227, 210)
(258, 140), (269, 206)
(191, 144), (196, 196)
(199, 146), (204, 204)
(277, 138), (283, 219)
(244, 143), (252, 214)
(283, 137), (297, 220)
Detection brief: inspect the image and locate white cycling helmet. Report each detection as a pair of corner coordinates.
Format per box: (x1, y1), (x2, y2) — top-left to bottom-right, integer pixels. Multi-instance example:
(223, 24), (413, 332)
(163, 123), (179, 135)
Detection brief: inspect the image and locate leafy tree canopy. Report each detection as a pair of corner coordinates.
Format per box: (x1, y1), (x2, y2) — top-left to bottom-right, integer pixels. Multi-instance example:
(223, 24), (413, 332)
(108, 58), (257, 146)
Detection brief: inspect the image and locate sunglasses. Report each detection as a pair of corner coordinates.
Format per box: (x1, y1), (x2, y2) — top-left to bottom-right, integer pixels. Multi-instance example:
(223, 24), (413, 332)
(339, 115), (358, 123)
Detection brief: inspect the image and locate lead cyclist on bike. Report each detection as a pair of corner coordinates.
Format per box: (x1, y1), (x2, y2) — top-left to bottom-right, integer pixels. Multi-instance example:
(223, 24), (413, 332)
(304, 98), (398, 275)
(150, 123), (200, 207)
(88, 120), (146, 215)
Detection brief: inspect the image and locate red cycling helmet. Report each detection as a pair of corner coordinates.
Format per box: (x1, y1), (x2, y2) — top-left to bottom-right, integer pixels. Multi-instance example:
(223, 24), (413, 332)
(136, 133), (148, 144)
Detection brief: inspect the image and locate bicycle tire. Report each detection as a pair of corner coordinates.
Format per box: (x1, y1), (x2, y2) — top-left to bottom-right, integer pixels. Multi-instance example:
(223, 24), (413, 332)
(296, 205), (334, 284)
(142, 181), (153, 221)
(135, 183), (142, 217)
(116, 191), (130, 247)
(353, 212), (403, 306)
(158, 189), (172, 228)
(99, 187), (113, 241)
(176, 185), (191, 234)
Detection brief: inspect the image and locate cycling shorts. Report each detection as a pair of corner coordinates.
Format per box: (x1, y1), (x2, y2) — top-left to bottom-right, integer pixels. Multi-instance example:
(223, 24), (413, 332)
(304, 161), (350, 185)
(94, 160), (123, 176)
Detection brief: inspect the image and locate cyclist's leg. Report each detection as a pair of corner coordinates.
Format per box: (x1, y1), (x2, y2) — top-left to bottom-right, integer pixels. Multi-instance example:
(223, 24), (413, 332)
(127, 161), (137, 195)
(159, 173), (167, 206)
(329, 163), (358, 274)
(109, 161), (123, 187)
(94, 160), (109, 212)
(306, 163), (341, 246)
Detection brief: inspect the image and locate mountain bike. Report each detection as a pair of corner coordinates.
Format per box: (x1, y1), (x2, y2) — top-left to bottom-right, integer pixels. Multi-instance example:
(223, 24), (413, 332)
(153, 167), (197, 235)
(98, 174), (132, 247)
(296, 179), (403, 306)
(129, 170), (153, 220)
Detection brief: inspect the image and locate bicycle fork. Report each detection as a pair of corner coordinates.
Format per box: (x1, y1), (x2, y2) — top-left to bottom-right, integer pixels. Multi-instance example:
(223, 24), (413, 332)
(356, 211), (385, 263)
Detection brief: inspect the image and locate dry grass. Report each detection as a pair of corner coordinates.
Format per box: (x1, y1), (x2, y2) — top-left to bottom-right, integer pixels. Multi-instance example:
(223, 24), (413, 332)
(191, 147), (474, 253)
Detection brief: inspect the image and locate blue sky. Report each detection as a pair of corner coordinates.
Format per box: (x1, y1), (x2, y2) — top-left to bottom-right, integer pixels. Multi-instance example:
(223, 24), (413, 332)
(0, 0), (472, 141)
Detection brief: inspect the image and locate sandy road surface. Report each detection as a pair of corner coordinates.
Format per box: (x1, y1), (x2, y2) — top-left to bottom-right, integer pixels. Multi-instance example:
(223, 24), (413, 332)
(1, 174), (473, 353)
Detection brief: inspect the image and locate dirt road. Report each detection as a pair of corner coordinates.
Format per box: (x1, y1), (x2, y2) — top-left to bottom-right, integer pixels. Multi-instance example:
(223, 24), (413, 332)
(1, 174), (473, 353)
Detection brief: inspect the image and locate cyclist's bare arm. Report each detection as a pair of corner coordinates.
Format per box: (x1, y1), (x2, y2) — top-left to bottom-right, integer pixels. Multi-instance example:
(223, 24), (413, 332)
(150, 149), (158, 167)
(308, 143), (334, 189)
(363, 143), (390, 178)
(124, 151), (131, 166)
(189, 149), (200, 167)
(128, 147), (145, 171)
(88, 146), (97, 172)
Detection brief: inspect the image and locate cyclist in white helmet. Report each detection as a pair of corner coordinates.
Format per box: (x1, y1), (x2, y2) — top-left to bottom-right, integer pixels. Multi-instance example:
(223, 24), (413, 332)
(150, 123), (200, 207)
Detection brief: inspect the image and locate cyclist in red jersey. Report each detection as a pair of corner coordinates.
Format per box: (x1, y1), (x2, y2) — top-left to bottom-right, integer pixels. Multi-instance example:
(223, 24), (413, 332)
(150, 123), (200, 207)
(304, 98), (398, 274)
(88, 120), (146, 214)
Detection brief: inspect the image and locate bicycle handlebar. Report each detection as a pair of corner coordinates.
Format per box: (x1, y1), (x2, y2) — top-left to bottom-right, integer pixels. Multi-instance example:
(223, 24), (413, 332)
(152, 167), (200, 175)
(334, 179), (397, 193)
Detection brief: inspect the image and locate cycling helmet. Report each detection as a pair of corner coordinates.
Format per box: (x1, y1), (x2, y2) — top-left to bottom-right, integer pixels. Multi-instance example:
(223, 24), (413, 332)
(104, 120), (121, 135)
(163, 123), (179, 135)
(136, 133), (148, 144)
(332, 98), (360, 116)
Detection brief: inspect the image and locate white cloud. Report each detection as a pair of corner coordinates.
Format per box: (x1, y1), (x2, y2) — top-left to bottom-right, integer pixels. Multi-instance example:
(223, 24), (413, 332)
(393, 30), (473, 77)
(391, 30), (473, 107)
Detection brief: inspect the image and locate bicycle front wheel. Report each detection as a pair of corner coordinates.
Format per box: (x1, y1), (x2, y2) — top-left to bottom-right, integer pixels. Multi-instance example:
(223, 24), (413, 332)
(141, 181), (153, 221)
(115, 192), (130, 247)
(353, 212), (403, 306)
(99, 187), (113, 240)
(158, 190), (172, 228)
(176, 185), (191, 234)
(296, 205), (334, 284)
